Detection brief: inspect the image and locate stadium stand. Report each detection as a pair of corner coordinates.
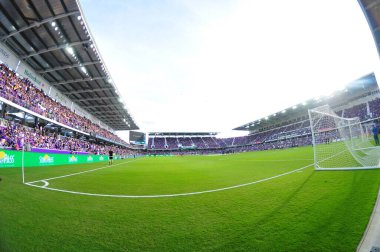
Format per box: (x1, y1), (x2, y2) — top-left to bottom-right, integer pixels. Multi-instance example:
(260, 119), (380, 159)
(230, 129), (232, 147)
(191, 137), (207, 148)
(154, 138), (165, 149)
(0, 63), (139, 156)
(0, 17), (377, 159)
(0, 118), (136, 156)
(344, 103), (369, 121)
(0, 63), (127, 144)
(146, 73), (380, 155)
(0, 0), (143, 160)
(369, 98), (380, 118)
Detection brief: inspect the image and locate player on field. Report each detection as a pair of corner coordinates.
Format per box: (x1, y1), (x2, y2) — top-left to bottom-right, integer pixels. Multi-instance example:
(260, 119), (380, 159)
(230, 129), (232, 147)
(108, 150), (114, 165)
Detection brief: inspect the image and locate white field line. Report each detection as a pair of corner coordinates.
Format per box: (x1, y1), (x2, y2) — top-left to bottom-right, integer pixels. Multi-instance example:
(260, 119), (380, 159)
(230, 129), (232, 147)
(41, 180), (49, 188)
(24, 163), (314, 198)
(26, 158), (142, 184)
(234, 159), (314, 162)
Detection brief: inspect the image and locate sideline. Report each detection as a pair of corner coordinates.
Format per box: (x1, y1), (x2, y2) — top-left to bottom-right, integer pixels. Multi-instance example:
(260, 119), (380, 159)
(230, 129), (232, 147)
(357, 185), (380, 252)
(24, 163), (314, 198)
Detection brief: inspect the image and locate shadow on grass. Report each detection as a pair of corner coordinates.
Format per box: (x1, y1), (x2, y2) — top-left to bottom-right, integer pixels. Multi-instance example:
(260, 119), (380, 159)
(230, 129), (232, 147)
(211, 169), (315, 251)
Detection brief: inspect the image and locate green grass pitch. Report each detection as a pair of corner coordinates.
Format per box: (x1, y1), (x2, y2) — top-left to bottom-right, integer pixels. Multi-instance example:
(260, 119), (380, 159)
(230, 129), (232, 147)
(0, 146), (380, 251)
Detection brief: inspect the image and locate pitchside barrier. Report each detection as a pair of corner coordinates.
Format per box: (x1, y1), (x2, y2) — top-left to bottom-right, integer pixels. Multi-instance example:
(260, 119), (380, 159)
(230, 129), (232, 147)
(0, 149), (112, 168)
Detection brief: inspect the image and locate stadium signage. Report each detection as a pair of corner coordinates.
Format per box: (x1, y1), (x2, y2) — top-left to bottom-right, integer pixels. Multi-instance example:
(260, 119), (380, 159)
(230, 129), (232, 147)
(0, 150), (109, 168)
(24, 69), (42, 87)
(0, 151), (15, 165)
(39, 154), (54, 164)
(68, 155), (78, 163)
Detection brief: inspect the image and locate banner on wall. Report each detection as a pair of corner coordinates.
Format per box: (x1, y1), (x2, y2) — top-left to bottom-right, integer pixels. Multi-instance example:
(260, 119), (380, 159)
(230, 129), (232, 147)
(16, 63), (50, 92)
(0, 150), (109, 168)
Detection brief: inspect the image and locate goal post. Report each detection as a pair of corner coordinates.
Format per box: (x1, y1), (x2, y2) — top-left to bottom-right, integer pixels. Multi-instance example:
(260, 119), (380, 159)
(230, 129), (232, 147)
(22, 145), (25, 183)
(308, 105), (380, 170)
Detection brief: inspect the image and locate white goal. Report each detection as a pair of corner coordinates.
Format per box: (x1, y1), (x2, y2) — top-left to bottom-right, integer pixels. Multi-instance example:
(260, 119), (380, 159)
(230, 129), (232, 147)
(308, 105), (380, 170)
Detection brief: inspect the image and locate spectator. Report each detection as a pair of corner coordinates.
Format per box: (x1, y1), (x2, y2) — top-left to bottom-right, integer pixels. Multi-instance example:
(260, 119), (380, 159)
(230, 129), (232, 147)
(373, 123), (379, 145)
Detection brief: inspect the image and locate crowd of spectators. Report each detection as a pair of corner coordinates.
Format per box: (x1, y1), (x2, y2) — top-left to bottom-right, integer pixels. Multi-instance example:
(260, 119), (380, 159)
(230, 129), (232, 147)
(344, 103), (368, 121)
(147, 120), (313, 152)
(191, 137), (206, 148)
(0, 63), (126, 145)
(0, 119), (137, 156)
(369, 98), (380, 118)
(148, 135), (313, 156)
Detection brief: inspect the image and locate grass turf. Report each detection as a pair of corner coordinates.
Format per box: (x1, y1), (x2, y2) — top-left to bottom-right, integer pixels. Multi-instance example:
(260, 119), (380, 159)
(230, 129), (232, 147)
(0, 146), (379, 251)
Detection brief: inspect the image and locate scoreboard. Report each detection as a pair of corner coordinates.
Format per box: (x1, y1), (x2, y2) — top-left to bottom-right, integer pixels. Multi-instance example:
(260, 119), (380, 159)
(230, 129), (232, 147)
(129, 131), (146, 145)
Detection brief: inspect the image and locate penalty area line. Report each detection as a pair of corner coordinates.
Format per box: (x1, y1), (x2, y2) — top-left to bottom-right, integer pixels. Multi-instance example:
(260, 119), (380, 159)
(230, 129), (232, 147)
(26, 158), (143, 185)
(24, 163), (314, 198)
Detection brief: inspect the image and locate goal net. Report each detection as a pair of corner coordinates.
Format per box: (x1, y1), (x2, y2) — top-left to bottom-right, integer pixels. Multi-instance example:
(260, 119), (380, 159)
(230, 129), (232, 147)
(308, 105), (380, 170)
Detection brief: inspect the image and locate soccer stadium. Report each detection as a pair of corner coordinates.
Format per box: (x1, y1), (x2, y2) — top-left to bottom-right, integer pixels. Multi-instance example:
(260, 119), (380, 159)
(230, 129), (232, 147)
(0, 0), (380, 251)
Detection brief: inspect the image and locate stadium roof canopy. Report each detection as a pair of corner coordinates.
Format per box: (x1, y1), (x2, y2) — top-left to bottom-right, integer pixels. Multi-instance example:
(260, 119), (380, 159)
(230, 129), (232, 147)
(234, 73), (378, 132)
(0, 0), (138, 131)
(360, 0), (380, 60)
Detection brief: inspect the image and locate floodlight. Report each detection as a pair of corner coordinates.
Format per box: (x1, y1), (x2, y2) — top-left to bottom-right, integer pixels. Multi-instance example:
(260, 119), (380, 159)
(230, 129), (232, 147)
(81, 66), (87, 73)
(51, 21), (56, 27)
(65, 47), (74, 55)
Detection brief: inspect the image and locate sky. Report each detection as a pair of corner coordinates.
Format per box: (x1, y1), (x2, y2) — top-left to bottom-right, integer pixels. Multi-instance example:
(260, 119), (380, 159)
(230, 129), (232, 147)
(80, 0), (380, 139)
